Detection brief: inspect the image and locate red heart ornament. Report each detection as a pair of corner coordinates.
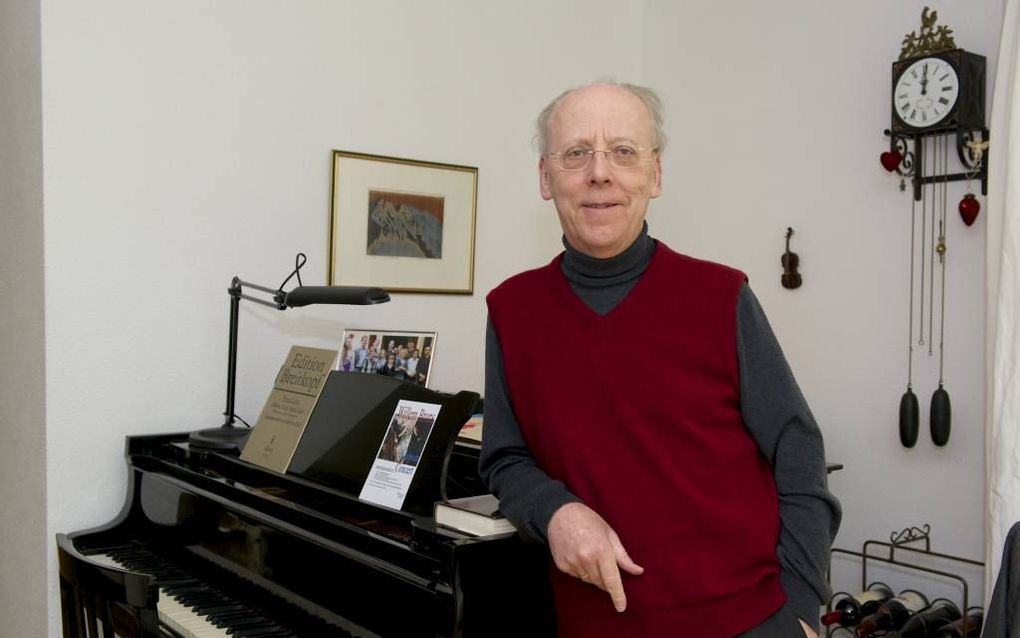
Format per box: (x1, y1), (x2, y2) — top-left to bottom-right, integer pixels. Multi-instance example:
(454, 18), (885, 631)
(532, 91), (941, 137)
(959, 193), (980, 226)
(880, 151), (902, 172)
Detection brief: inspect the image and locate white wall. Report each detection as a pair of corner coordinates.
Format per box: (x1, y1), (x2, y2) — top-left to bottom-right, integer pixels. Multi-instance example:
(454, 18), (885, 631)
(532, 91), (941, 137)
(644, 0), (1001, 600)
(24, 1), (1003, 635)
(39, 1), (642, 634)
(0, 0), (47, 636)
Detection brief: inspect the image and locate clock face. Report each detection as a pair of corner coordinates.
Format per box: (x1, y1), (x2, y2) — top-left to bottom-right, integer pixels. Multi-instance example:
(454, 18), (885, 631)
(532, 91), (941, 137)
(894, 57), (960, 128)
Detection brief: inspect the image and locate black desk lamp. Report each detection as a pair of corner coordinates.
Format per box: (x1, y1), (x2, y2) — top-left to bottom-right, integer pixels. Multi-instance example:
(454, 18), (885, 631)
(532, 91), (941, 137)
(189, 253), (389, 452)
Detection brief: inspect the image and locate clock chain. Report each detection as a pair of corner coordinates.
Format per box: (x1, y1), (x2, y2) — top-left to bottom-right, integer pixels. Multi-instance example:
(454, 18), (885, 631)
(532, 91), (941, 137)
(931, 131), (952, 446)
(906, 171), (917, 391)
(900, 169), (920, 448)
(918, 133), (927, 348)
(928, 135), (936, 357)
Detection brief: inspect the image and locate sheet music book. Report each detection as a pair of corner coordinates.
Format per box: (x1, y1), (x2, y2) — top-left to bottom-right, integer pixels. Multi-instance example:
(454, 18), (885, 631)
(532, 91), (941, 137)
(240, 346), (338, 473)
(434, 494), (516, 536)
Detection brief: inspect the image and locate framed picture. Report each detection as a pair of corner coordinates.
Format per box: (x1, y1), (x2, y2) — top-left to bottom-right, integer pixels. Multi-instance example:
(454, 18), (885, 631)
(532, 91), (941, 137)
(338, 328), (437, 388)
(329, 150), (478, 294)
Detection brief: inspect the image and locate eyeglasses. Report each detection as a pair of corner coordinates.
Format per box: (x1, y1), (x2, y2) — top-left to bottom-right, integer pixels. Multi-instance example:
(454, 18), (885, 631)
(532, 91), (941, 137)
(545, 145), (658, 171)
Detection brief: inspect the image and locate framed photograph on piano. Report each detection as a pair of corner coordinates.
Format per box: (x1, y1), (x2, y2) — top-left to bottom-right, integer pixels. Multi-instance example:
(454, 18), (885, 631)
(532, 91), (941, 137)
(338, 328), (437, 387)
(328, 149), (478, 294)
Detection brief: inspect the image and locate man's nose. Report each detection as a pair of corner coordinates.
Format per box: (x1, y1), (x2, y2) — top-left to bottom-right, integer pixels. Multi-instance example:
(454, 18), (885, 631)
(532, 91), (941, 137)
(587, 150), (612, 181)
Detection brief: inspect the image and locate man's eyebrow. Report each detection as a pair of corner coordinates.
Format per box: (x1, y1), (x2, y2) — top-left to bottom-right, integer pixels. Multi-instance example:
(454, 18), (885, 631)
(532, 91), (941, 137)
(559, 136), (641, 148)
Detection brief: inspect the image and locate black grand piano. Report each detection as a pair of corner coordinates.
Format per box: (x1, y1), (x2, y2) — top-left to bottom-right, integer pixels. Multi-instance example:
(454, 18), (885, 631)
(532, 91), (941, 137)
(56, 373), (555, 637)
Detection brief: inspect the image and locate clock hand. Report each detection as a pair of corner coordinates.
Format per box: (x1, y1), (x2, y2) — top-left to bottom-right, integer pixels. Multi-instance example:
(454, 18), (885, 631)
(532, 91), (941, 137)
(920, 63), (929, 95)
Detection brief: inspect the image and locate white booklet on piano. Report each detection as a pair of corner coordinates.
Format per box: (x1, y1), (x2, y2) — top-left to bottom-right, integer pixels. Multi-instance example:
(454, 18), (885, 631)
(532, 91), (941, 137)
(359, 399), (441, 510)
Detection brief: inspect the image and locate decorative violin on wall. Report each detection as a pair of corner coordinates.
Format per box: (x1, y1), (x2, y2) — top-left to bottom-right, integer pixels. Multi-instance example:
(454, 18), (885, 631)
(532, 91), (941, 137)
(781, 227), (802, 290)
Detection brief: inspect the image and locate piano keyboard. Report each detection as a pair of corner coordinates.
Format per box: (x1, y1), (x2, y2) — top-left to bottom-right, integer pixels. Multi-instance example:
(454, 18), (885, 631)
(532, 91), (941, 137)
(91, 546), (357, 637)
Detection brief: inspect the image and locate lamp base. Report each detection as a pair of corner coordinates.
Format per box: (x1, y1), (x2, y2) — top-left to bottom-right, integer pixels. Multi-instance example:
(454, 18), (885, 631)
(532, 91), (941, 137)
(188, 424), (251, 452)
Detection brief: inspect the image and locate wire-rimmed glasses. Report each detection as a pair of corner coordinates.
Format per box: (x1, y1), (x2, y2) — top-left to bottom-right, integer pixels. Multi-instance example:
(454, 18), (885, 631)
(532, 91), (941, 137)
(544, 145), (658, 171)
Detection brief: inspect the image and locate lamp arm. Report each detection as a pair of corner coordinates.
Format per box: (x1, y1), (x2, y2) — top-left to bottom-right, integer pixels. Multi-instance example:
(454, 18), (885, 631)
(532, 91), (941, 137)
(234, 278), (289, 310)
(194, 253), (389, 452)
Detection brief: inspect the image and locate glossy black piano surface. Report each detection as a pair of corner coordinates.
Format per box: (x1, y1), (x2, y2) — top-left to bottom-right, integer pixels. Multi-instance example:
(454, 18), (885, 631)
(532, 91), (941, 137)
(58, 379), (555, 637)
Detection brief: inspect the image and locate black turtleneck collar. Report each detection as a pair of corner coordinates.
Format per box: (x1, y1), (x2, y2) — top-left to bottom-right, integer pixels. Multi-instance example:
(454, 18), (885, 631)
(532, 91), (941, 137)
(561, 221), (655, 289)
(558, 222), (655, 316)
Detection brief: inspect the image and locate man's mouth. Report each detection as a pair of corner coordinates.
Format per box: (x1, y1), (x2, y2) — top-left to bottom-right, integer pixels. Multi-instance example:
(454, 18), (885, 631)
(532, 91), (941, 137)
(583, 202), (618, 209)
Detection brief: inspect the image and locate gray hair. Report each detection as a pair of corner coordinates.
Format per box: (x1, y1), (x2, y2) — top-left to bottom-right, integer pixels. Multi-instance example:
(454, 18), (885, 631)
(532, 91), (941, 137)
(534, 80), (667, 154)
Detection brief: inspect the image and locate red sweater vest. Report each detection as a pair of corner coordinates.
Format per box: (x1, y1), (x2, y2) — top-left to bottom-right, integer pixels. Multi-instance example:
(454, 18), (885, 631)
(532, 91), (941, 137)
(487, 243), (784, 637)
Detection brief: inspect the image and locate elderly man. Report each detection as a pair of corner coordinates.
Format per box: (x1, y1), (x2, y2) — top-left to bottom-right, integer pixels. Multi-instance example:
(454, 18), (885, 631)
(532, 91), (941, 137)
(480, 82), (840, 638)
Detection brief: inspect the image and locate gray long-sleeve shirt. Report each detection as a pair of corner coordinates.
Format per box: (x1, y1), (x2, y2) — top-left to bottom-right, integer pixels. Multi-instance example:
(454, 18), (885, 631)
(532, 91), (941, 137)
(479, 226), (841, 631)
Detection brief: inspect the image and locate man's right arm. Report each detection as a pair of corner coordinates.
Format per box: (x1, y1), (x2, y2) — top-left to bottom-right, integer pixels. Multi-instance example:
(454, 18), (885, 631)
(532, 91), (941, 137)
(480, 317), (643, 611)
(478, 318), (580, 542)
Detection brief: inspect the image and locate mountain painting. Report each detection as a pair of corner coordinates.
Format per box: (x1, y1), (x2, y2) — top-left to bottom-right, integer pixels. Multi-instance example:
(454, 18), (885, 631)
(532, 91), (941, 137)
(366, 190), (444, 259)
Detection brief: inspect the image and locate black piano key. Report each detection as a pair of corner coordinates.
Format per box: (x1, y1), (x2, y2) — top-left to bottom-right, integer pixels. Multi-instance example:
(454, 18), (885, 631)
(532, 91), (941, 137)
(209, 607), (253, 618)
(224, 615), (274, 629)
(232, 624), (289, 632)
(213, 609), (259, 621)
(196, 603), (247, 616)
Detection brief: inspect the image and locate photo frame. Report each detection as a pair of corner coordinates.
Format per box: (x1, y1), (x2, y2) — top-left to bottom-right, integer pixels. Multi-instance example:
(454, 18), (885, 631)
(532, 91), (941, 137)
(329, 150), (478, 294)
(338, 328), (437, 388)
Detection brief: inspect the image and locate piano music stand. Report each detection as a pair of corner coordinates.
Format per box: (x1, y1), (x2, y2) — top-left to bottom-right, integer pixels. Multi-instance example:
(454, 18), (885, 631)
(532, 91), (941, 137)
(189, 253), (389, 453)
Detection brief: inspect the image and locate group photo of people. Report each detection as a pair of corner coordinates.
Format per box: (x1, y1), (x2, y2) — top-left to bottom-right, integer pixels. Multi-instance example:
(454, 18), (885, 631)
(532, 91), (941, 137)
(338, 329), (436, 387)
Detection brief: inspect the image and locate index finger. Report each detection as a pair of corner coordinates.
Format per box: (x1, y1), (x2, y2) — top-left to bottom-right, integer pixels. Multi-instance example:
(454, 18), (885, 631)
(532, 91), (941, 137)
(597, 554), (627, 613)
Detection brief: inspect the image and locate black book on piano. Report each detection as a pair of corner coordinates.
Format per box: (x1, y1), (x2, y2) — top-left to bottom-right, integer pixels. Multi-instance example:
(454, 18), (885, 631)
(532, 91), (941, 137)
(56, 372), (555, 637)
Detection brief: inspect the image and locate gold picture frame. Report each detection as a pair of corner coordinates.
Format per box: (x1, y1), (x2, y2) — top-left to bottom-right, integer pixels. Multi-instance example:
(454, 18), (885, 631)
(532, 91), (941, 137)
(328, 150), (478, 294)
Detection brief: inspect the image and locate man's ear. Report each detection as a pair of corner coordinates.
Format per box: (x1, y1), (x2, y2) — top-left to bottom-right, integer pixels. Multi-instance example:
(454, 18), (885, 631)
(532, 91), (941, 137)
(650, 156), (663, 199)
(539, 156), (554, 201)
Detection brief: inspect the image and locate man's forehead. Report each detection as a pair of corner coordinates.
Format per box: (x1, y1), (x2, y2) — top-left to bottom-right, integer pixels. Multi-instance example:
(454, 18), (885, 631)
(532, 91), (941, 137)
(548, 85), (652, 139)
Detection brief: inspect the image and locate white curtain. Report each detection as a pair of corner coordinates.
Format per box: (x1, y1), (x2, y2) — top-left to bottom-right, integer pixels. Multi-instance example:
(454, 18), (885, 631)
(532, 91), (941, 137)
(987, 0), (1020, 597)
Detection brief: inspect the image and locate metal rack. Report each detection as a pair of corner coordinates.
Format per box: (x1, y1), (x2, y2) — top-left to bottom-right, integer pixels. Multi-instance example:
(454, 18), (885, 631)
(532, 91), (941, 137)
(827, 524), (984, 637)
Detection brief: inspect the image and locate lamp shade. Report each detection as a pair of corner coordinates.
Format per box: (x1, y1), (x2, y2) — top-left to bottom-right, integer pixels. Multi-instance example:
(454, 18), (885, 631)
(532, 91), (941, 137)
(284, 285), (390, 307)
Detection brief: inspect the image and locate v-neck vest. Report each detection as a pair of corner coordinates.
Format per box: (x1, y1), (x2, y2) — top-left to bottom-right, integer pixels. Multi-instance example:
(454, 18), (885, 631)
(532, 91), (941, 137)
(487, 242), (784, 637)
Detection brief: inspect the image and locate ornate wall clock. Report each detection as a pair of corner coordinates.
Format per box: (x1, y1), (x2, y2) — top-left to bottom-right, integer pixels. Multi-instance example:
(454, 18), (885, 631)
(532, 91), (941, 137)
(884, 7), (989, 450)
(884, 7), (988, 199)
(891, 38), (985, 135)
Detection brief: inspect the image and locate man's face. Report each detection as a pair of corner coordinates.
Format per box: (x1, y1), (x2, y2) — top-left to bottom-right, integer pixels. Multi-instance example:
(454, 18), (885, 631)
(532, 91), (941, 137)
(539, 85), (661, 259)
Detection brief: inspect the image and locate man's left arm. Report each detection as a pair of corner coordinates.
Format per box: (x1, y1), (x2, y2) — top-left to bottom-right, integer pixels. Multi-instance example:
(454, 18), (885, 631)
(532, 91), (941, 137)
(736, 284), (842, 636)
